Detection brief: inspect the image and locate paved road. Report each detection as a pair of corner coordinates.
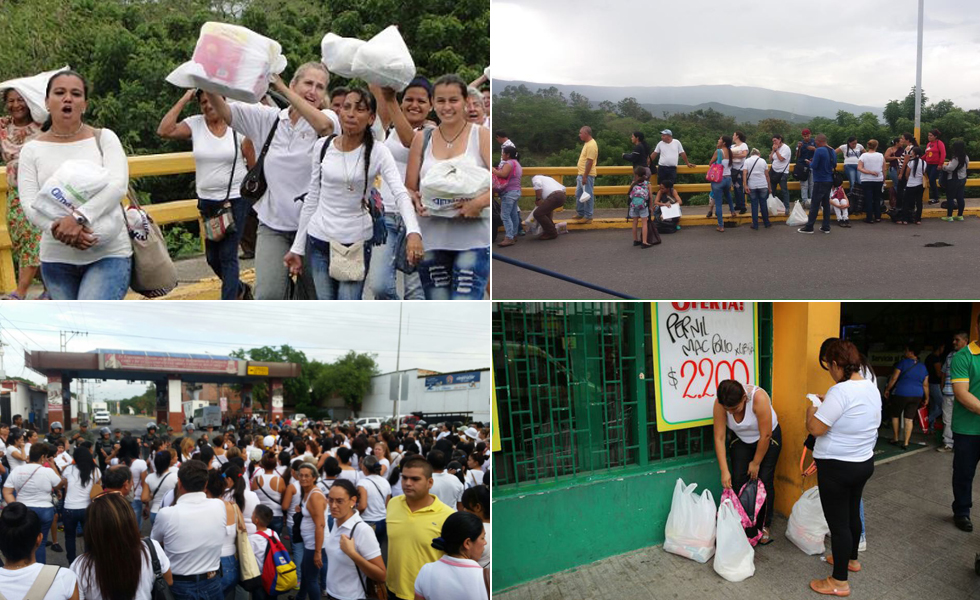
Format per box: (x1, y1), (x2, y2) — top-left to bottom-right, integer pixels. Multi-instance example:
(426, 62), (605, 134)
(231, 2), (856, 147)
(492, 217), (980, 299)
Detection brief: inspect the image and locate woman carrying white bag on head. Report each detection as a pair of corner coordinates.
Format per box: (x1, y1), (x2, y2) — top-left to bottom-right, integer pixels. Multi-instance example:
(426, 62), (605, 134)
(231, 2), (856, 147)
(663, 478), (716, 564)
(713, 498), (755, 582)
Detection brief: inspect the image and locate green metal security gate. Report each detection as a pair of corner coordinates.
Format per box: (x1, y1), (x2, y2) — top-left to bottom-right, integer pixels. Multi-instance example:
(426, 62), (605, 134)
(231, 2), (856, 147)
(493, 302), (773, 492)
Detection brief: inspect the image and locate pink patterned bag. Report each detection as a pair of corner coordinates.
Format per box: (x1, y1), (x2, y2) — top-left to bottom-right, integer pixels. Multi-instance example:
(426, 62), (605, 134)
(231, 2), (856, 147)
(721, 479), (767, 546)
(706, 162), (724, 183)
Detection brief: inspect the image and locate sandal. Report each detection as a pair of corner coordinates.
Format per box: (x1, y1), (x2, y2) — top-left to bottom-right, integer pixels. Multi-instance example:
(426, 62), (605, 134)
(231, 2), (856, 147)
(826, 555), (861, 572)
(758, 528), (774, 545)
(716, 227), (724, 232)
(809, 578), (850, 597)
(1, 292), (24, 300)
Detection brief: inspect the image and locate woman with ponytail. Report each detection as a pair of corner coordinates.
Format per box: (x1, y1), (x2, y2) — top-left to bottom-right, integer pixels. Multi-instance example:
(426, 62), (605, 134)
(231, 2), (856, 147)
(61, 446), (101, 564)
(205, 467), (245, 599)
(414, 511), (488, 600)
(804, 339), (881, 597)
(284, 87), (424, 300)
(17, 70), (133, 299)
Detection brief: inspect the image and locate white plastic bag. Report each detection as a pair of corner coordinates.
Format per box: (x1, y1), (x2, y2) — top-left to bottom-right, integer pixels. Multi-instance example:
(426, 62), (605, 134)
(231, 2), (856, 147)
(578, 191), (591, 204)
(420, 156), (491, 218)
(320, 33), (365, 78)
(35, 159), (110, 223)
(785, 487), (829, 555)
(0, 66), (71, 124)
(167, 22), (287, 104)
(767, 194), (786, 216)
(350, 26), (417, 91)
(663, 478), (717, 564)
(713, 498), (755, 582)
(785, 200), (808, 226)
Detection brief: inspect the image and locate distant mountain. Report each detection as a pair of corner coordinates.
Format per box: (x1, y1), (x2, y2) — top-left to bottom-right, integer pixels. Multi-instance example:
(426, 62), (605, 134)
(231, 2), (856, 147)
(493, 80), (883, 121)
(636, 101), (813, 124)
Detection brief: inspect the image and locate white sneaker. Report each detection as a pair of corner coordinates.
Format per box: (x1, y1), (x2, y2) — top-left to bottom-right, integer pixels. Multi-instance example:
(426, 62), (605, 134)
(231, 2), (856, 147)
(858, 535), (867, 552)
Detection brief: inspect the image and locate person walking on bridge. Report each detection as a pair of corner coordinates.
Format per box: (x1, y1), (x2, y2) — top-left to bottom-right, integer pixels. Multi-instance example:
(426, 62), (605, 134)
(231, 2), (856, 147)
(569, 126), (597, 224)
(650, 129), (695, 188)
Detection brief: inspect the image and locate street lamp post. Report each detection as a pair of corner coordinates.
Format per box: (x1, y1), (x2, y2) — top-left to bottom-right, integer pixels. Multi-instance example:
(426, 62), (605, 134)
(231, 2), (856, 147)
(914, 0), (923, 142)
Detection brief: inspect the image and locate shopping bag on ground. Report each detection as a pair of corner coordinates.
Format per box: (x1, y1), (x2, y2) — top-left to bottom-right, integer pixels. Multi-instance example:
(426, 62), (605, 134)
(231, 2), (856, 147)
(320, 33), (365, 78)
(663, 478), (717, 563)
(767, 194), (786, 216)
(167, 22), (287, 104)
(785, 486), (829, 555)
(713, 498), (756, 582)
(0, 66), (71, 123)
(351, 26), (417, 91)
(785, 200), (808, 226)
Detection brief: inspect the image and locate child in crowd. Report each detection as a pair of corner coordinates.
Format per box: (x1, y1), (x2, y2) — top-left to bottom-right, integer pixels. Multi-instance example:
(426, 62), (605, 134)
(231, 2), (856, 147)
(627, 166), (653, 248)
(249, 504), (283, 599)
(830, 172), (851, 228)
(654, 180), (683, 232)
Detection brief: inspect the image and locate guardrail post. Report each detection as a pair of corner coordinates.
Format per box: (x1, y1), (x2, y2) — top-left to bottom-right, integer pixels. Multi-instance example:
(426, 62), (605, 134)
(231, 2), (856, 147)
(552, 174), (564, 212)
(0, 190), (14, 294)
(198, 216), (207, 253)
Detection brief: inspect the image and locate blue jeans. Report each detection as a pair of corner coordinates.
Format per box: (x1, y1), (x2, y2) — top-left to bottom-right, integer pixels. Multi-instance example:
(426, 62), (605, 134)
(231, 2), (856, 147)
(575, 175), (594, 218)
(366, 214), (423, 300)
(270, 516), (284, 537)
(926, 164), (941, 200)
(771, 171), (790, 209)
(289, 533), (304, 584)
(63, 507), (88, 564)
(298, 547), (326, 600)
(219, 555), (239, 597)
(199, 198), (249, 300)
(27, 506), (54, 564)
(929, 383), (944, 427)
(307, 236), (372, 300)
(418, 248), (490, 300)
(748, 188), (771, 228)
(711, 177), (733, 228)
(150, 512), (158, 526)
(132, 499), (143, 529)
(499, 190), (521, 239)
(800, 170), (814, 203)
(844, 164), (861, 192)
(364, 519), (387, 547)
(42, 256), (131, 300)
(731, 169), (745, 211)
(171, 574), (223, 600)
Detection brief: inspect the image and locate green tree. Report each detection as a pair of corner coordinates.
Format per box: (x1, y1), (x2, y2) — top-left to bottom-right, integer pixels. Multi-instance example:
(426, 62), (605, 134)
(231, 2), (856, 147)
(312, 351), (379, 416)
(120, 383), (156, 416)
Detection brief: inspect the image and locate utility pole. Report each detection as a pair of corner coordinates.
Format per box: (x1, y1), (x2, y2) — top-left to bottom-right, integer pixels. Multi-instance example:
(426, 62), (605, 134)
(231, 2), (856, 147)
(914, 0), (923, 142)
(393, 304), (403, 423)
(59, 330), (87, 352)
(0, 324), (8, 380)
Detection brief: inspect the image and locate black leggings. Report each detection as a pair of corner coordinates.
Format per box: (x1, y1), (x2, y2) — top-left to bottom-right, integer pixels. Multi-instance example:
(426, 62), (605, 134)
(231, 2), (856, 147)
(730, 424), (782, 529)
(814, 457), (874, 581)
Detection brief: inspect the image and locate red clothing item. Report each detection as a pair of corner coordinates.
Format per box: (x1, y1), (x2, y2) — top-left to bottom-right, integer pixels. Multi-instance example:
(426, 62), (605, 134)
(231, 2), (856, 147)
(924, 140), (946, 165)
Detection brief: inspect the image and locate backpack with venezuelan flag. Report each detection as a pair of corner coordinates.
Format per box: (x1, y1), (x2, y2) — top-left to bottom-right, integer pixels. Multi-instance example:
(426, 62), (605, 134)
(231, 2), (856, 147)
(256, 531), (297, 594)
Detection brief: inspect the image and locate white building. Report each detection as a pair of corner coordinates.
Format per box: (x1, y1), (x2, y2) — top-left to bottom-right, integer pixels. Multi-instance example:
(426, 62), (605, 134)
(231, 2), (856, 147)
(332, 368), (491, 424)
(1, 380), (49, 429)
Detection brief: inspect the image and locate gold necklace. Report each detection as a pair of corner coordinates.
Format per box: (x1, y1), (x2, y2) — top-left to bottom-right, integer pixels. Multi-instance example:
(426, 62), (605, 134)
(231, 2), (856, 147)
(438, 122), (467, 149)
(50, 122), (84, 139)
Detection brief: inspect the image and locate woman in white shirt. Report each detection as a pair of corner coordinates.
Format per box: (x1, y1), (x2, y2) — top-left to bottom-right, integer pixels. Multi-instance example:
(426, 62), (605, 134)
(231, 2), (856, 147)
(857, 139), (885, 224)
(336, 447), (359, 485)
(285, 87), (424, 300)
(0, 502), (79, 600)
(414, 511), (488, 600)
(836, 137), (865, 199)
(71, 492), (172, 600)
(251, 451), (287, 535)
(60, 447), (101, 564)
(356, 456), (391, 549)
(141, 450), (178, 526)
(897, 145), (926, 225)
(805, 339), (880, 597)
(18, 70), (132, 300)
(2, 443), (65, 564)
(706, 136), (734, 229)
(742, 149), (772, 230)
(205, 468), (248, 598)
(6, 429), (29, 470)
(712, 379), (781, 545)
(117, 437), (148, 528)
(368, 79), (432, 300)
(324, 479), (385, 600)
(460, 485), (491, 569)
(405, 75), (492, 300)
(157, 89), (253, 300)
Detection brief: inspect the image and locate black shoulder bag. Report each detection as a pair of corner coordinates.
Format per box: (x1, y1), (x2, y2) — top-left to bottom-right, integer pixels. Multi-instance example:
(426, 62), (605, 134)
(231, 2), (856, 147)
(144, 538), (176, 600)
(240, 119), (280, 203)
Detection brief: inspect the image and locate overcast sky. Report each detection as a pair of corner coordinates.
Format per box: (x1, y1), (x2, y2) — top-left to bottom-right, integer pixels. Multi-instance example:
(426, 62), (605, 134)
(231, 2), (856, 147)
(492, 0), (980, 109)
(0, 303), (489, 401)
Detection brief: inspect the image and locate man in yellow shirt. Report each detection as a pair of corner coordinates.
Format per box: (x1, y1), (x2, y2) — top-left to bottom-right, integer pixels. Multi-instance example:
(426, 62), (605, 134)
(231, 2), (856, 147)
(572, 126), (599, 223)
(385, 456), (454, 600)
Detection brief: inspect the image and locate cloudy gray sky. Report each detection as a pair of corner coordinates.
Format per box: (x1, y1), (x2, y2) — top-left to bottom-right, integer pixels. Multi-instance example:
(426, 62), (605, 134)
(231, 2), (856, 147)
(492, 0), (980, 109)
(0, 302), (489, 401)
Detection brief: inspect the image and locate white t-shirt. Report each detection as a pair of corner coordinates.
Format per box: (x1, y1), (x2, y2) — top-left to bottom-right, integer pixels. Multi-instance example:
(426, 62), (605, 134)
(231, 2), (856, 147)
(129, 459), (148, 498)
(838, 143), (865, 165)
(414, 556), (488, 600)
(357, 474), (391, 522)
(479, 521), (491, 568)
(338, 469), (360, 486)
(70, 539), (169, 600)
(858, 152), (885, 182)
(730, 142), (748, 169)
(0, 564), (77, 600)
(7, 444), (27, 470)
(813, 378), (881, 462)
(906, 158), (925, 186)
(62, 464), (101, 510)
(144, 468), (178, 513)
(325, 512), (382, 600)
(654, 139), (685, 167)
(531, 175), (565, 200)
(185, 115), (248, 201)
(249, 529), (281, 570)
(53, 452), (73, 472)
(742, 156), (769, 190)
(771, 144), (792, 173)
(3, 464), (62, 507)
(430, 472), (463, 512)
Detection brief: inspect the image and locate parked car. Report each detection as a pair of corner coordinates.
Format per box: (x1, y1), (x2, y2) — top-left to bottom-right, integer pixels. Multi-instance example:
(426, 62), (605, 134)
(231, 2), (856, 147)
(355, 417), (383, 430)
(94, 410), (111, 426)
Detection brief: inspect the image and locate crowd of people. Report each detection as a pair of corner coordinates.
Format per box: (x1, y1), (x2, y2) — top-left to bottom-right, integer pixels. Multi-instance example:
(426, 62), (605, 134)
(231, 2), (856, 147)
(708, 322), (980, 595)
(0, 413), (492, 600)
(1, 63), (492, 300)
(491, 124), (971, 244)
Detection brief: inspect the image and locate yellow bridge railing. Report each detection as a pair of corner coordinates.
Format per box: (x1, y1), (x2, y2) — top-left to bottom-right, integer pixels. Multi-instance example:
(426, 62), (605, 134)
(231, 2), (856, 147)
(0, 153), (202, 294)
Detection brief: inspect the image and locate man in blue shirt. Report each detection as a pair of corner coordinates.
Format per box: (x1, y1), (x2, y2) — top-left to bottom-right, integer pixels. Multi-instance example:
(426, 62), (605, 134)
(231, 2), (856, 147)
(798, 134), (837, 234)
(795, 129), (817, 204)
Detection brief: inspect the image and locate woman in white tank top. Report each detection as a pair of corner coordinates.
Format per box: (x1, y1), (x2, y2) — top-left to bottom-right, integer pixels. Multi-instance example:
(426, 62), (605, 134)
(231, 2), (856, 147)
(404, 74), (491, 300)
(250, 452), (286, 534)
(712, 379), (782, 544)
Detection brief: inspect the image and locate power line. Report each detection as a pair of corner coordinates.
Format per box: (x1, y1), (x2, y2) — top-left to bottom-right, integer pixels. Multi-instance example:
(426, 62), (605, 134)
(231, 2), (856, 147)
(0, 314), (49, 350)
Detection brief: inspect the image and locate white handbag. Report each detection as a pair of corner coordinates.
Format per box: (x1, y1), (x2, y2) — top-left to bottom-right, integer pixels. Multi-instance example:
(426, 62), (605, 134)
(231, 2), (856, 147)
(329, 241), (366, 282)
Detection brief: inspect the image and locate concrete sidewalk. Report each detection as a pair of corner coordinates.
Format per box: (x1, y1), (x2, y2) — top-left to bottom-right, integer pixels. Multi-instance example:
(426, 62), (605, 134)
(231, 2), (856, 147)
(495, 437), (980, 600)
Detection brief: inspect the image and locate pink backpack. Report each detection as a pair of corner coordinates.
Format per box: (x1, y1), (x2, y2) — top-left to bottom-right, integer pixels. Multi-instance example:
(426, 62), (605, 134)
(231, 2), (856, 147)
(721, 479), (767, 546)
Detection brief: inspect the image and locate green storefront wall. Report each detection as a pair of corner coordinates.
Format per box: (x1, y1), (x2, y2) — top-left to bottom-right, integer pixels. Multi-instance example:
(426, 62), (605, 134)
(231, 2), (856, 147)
(492, 457), (723, 592)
